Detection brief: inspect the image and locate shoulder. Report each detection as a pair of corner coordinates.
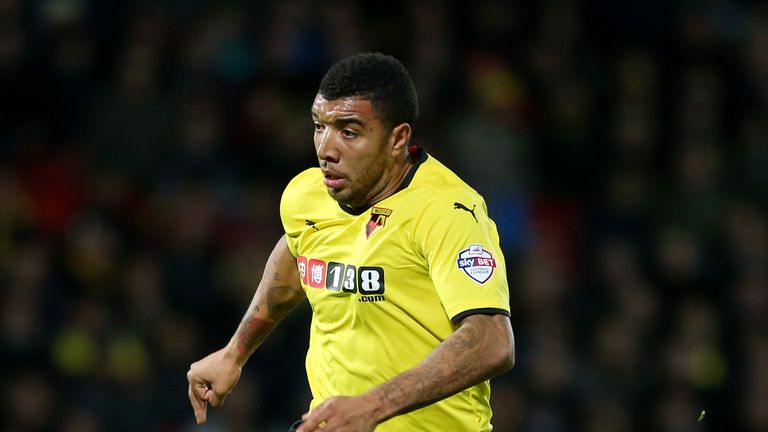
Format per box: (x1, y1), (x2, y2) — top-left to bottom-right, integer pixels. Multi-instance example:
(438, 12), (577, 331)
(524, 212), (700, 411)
(280, 167), (327, 229)
(405, 155), (496, 247)
(281, 168), (324, 205)
(285, 167), (323, 192)
(411, 155), (486, 214)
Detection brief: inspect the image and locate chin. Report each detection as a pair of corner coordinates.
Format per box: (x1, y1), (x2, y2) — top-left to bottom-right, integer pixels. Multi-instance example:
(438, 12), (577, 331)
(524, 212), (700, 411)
(327, 188), (349, 202)
(327, 188), (362, 207)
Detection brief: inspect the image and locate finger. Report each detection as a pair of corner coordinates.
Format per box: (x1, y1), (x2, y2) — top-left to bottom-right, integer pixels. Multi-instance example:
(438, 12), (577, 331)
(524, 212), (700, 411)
(194, 383), (209, 401)
(297, 419), (327, 432)
(297, 405), (327, 432)
(208, 389), (230, 407)
(188, 384), (208, 424)
(296, 413), (315, 431)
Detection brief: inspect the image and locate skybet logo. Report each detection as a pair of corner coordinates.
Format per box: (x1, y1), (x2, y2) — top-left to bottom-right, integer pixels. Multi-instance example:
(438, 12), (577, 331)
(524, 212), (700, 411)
(456, 244), (497, 284)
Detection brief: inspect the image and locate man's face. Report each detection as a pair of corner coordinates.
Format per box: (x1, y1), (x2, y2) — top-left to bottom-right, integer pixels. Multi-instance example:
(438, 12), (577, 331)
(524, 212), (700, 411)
(311, 95), (394, 207)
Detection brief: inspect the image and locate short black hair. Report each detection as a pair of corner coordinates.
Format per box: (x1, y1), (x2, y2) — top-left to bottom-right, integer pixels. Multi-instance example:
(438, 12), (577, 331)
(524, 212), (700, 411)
(318, 52), (419, 130)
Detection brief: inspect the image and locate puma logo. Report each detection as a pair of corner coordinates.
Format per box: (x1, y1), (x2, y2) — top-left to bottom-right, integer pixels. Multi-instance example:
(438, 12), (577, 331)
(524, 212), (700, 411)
(305, 220), (319, 231)
(453, 202), (478, 223)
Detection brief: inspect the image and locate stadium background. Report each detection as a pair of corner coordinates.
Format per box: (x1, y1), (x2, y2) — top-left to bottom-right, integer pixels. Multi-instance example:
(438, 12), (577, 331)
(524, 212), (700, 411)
(1, 1), (766, 431)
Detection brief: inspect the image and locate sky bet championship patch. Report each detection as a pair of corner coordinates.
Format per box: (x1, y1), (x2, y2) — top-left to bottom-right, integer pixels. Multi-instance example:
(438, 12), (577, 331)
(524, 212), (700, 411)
(456, 244), (497, 284)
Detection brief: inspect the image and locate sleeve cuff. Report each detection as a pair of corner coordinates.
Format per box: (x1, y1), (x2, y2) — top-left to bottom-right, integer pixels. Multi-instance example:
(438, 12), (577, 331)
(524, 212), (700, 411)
(451, 308), (510, 325)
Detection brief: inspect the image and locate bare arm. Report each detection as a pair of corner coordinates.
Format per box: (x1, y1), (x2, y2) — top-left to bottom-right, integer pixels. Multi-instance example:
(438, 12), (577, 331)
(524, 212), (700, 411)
(298, 313), (515, 431)
(187, 235), (305, 424)
(226, 235), (306, 364)
(367, 313), (515, 420)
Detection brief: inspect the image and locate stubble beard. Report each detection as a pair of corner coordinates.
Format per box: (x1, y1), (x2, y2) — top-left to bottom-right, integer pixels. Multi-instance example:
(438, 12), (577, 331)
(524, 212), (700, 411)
(328, 167), (386, 209)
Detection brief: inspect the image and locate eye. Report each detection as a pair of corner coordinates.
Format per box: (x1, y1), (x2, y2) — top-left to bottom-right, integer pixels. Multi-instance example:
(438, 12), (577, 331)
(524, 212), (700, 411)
(313, 122), (324, 132)
(341, 129), (358, 139)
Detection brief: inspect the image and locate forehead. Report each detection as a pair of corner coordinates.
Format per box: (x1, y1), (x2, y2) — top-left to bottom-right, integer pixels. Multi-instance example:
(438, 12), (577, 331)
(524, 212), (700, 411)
(311, 95), (378, 122)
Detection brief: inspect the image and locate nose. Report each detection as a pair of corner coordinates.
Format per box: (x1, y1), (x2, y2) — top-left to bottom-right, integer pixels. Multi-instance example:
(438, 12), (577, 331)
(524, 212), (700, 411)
(315, 128), (340, 164)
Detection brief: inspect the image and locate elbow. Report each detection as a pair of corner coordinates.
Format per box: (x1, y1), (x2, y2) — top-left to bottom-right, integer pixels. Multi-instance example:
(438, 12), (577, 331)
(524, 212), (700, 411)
(489, 329), (515, 374)
(498, 337), (515, 372)
(496, 317), (515, 372)
(463, 314), (515, 375)
(500, 321), (516, 371)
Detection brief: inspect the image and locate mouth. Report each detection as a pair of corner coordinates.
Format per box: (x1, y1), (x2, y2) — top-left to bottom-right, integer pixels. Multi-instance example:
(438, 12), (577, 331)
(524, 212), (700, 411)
(322, 169), (346, 189)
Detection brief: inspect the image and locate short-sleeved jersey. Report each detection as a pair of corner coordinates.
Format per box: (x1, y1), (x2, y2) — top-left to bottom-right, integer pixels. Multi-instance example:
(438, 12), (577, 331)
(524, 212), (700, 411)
(280, 151), (510, 431)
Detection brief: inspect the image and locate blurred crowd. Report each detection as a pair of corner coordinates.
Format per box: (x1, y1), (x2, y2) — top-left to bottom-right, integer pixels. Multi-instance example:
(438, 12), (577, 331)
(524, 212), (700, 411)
(1, 0), (766, 431)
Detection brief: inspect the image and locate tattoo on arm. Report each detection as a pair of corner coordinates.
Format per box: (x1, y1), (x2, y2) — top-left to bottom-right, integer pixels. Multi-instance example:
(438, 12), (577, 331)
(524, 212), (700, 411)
(266, 285), (300, 321)
(234, 314), (275, 359)
(228, 235), (305, 363)
(232, 283), (304, 360)
(367, 314), (513, 422)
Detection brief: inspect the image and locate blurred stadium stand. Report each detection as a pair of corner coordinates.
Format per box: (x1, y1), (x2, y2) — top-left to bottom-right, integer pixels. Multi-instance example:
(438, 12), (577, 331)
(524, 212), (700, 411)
(1, 1), (766, 431)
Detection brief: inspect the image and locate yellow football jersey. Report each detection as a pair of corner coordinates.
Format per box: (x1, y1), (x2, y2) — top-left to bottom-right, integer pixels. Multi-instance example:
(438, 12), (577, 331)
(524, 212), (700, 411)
(280, 150), (510, 431)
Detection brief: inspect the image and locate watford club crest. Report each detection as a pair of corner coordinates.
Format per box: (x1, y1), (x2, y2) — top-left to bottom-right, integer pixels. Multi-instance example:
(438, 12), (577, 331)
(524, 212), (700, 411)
(366, 207), (392, 238)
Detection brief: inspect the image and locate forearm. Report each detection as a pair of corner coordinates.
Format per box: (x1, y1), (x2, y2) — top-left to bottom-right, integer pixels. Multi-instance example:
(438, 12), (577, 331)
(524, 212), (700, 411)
(226, 235), (305, 365)
(364, 314), (514, 423)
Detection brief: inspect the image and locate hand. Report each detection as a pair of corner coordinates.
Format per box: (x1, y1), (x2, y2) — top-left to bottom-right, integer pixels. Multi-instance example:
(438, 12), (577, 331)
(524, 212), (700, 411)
(297, 396), (380, 432)
(187, 348), (243, 424)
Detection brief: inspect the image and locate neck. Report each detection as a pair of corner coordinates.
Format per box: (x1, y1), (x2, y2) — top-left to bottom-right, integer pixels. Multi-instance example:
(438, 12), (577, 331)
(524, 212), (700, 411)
(351, 158), (414, 210)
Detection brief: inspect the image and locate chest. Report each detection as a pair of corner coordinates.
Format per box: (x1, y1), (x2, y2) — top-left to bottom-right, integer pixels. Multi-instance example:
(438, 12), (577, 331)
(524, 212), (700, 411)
(294, 207), (425, 306)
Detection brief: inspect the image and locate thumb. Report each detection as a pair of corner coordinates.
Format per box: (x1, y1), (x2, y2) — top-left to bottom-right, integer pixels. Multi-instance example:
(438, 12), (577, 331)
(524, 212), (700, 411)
(208, 389), (229, 407)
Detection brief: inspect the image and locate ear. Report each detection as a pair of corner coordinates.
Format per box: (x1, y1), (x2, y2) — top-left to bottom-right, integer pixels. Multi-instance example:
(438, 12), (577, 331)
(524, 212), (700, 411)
(389, 123), (412, 157)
